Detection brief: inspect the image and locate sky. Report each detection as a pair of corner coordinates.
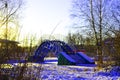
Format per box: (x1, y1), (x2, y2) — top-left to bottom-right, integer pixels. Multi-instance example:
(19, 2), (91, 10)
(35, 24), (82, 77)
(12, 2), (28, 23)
(21, 0), (72, 39)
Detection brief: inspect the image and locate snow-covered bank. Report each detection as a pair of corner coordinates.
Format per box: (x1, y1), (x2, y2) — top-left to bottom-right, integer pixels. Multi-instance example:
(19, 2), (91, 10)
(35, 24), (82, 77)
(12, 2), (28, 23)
(1, 58), (120, 80)
(20, 62), (120, 80)
(40, 64), (120, 80)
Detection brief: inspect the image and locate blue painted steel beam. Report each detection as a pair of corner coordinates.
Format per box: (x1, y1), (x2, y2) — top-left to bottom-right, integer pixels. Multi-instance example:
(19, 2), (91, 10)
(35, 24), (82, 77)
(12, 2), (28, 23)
(29, 40), (76, 62)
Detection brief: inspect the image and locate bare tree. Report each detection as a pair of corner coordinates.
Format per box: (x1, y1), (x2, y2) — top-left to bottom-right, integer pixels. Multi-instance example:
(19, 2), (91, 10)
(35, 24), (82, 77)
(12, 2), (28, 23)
(0, 0), (23, 27)
(71, 0), (119, 67)
(109, 1), (120, 65)
(0, 0), (24, 79)
(29, 34), (37, 56)
(103, 0), (120, 66)
(0, 0), (23, 61)
(66, 32), (86, 52)
(112, 1), (120, 29)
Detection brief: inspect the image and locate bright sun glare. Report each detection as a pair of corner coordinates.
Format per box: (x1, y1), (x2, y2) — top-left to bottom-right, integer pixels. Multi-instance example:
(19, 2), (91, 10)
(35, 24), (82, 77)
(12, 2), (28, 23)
(20, 0), (72, 40)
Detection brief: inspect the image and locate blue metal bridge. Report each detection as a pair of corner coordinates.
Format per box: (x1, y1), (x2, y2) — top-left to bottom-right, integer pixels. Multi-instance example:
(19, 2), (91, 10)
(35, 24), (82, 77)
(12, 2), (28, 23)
(28, 40), (95, 65)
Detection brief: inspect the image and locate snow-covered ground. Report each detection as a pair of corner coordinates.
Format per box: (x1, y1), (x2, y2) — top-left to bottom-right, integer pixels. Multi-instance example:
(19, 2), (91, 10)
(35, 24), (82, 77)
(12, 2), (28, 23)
(22, 57), (120, 80)
(1, 57), (120, 80)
